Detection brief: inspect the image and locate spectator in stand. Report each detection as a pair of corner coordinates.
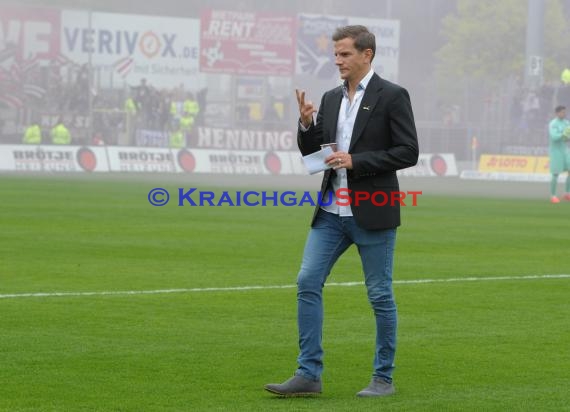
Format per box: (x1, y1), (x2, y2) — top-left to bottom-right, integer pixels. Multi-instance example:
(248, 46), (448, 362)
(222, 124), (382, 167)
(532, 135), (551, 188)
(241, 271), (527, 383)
(145, 87), (159, 129)
(183, 92), (200, 122)
(124, 92), (138, 145)
(71, 64), (90, 114)
(538, 82), (555, 125)
(23, 122), (42, 144)
(442, 103), (460, 127)
(158, 91), (172, 132)
(521, 89), (540, 134)
(171, 84), (185, 117)
(47, 60), (65, 111)
(92, 132), (105, 146)
(263, 96), (283, 127)
(179, 110), (195, 144)
(135, 78), (150, 102)
(511, 86), (526, 136)
(180, 92), (199, 140)
(195, 88), (208, 127)
(51, 117), (71, 145)
(93, 94), (121, 145)
(134, 78), (153, 128)
(557, 81), (570, 108)
(169, 118), (185, 148)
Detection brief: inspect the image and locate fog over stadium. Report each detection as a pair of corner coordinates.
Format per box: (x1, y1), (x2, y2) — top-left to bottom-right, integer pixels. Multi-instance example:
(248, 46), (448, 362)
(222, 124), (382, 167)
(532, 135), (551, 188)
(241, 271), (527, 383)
(2, 2), (570, 410)
(1, 0), (570, 192)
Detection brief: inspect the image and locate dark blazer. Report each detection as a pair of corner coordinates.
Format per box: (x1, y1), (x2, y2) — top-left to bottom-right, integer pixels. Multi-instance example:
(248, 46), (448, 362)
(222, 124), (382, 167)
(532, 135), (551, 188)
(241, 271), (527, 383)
(298, 73), (419, 230)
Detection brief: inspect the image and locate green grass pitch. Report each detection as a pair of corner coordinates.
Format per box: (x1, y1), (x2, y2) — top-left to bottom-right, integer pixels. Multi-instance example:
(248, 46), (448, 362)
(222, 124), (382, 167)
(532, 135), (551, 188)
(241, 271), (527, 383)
(1, 175), (569, 411)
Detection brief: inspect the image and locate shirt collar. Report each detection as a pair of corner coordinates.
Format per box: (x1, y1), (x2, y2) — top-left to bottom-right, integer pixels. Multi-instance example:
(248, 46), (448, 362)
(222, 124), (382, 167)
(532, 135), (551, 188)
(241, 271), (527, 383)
(342, 68), (375, 94)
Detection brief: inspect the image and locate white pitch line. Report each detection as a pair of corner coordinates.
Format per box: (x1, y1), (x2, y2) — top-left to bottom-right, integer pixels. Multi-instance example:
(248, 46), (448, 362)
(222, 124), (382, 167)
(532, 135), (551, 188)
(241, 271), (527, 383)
(0, 274), (569, 300)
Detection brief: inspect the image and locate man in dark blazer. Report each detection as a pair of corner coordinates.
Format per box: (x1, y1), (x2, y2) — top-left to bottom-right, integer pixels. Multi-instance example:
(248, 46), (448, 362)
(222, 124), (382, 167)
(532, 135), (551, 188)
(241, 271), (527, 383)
(265, 25), (418, 398)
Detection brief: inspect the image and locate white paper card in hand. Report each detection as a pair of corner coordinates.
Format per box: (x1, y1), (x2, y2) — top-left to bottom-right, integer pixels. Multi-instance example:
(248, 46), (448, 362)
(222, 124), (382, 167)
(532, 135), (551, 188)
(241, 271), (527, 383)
(302, 146), (333, 175)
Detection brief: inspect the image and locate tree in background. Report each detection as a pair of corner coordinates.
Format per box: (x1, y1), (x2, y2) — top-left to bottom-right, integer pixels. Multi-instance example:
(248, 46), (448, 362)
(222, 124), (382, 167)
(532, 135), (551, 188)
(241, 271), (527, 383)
(434, 0), (570, 103)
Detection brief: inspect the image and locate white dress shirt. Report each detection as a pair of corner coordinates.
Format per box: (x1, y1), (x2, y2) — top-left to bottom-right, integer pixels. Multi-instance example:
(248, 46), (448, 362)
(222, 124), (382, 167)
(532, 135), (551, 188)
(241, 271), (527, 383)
(320, 68), (374, 216)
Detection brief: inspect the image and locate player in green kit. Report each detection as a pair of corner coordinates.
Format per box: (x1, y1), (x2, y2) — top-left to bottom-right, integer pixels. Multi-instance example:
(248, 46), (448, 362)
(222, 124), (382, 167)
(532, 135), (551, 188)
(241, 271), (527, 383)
(548, 105), (570, 203)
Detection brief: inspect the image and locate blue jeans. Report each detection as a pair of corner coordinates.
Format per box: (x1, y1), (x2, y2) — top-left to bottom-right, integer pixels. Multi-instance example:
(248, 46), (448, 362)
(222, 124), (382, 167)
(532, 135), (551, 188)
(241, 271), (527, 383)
(295, 209), (397, 383)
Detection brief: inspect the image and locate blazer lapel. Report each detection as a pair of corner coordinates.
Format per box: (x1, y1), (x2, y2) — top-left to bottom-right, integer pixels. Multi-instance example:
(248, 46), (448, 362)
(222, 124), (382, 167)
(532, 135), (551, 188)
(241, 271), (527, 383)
(325, 87), (343, 144)
(349, 74), (384, 152)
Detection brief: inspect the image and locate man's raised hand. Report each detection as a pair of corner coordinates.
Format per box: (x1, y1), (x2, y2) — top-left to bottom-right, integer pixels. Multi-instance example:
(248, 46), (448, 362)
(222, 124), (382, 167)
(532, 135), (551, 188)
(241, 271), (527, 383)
(296, 89), (317, 129)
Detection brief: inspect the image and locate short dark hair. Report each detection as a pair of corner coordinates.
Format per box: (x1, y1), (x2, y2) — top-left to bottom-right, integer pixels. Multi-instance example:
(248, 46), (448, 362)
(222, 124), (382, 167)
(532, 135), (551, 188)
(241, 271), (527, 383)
(332, 25), (376, 62)
(555, 105), (566, 113)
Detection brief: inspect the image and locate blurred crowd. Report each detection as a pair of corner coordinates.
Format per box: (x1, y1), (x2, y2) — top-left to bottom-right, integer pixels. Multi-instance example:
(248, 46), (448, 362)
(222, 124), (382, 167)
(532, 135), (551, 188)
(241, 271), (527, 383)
(1, 51), (295, 147)
(511, 81), (570, 142)
(2, 53), (207, 147)
(2, 45), (570, 151)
